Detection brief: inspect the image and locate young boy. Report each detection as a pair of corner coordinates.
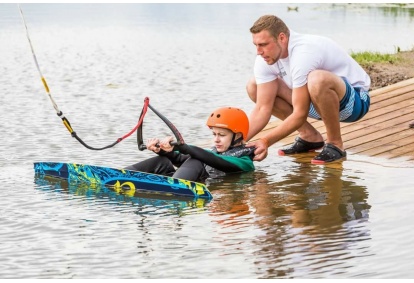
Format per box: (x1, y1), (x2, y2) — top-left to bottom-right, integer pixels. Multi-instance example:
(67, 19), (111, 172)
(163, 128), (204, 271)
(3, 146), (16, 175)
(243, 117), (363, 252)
(125, 107), (255, 182)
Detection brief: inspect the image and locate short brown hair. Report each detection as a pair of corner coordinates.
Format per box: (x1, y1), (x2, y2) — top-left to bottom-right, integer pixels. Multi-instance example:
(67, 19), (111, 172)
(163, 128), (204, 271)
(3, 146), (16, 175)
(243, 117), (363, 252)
(250, 15), (290, 39)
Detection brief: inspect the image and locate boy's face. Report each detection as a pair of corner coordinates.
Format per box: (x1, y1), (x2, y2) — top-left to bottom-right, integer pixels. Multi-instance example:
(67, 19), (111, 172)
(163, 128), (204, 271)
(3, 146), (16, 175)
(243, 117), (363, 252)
(210, 127), (234, 153)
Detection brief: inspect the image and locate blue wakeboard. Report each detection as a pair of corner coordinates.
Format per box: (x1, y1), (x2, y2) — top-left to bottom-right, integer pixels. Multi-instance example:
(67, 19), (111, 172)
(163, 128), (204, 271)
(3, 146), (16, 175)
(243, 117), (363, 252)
(34, 162), (213, 200)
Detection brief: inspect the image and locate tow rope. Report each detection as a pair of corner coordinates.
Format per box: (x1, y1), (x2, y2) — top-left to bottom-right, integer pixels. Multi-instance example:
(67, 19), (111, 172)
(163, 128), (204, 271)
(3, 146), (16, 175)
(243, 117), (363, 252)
(137, 97), (185, 151)
(19, 4), (184, 151)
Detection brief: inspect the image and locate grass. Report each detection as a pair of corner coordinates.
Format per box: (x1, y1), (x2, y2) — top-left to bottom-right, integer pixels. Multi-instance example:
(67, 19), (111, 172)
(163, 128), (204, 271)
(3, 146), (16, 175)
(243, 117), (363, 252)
(350, 51), (401, 66)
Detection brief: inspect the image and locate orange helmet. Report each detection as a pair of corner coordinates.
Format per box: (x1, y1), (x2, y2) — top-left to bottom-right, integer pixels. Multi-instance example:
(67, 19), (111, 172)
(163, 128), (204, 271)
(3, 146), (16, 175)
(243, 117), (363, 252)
(206, 107), (249, 141)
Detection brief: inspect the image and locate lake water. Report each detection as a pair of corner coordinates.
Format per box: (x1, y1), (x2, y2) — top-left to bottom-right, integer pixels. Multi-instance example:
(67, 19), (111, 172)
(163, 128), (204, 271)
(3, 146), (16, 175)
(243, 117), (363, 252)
(1, 3), (414, 279)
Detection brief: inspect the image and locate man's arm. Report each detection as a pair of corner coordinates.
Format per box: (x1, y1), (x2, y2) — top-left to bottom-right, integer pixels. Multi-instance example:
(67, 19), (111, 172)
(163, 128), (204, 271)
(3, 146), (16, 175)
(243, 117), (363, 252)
(246, 79), (278, 141)
(249, 85), (311, 161)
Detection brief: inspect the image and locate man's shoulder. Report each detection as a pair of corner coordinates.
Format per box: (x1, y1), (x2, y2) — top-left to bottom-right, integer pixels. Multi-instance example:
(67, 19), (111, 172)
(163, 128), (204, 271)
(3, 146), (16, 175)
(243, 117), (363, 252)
(289, 31), (341, 57)
(290, 30), (330, 45)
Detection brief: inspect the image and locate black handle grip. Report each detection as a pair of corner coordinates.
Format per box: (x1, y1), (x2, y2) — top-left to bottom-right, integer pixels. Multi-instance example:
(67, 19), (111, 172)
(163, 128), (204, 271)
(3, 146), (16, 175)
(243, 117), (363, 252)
(139, 141), (179, 151)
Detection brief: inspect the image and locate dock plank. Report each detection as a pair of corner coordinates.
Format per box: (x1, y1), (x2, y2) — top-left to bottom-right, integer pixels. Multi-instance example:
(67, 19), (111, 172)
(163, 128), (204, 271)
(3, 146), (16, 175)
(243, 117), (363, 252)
(252, 77), (414, 163)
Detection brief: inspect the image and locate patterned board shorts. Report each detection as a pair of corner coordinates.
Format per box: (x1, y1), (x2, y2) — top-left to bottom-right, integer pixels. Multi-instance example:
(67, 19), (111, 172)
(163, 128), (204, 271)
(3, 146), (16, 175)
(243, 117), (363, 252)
(308, 78), (370, 122)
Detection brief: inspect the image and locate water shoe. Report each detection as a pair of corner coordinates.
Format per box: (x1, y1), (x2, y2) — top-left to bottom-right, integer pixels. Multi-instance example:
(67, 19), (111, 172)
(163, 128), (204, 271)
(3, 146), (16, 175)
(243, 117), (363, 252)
(311, 143), (347, 164)
(278, 137), (324, 155)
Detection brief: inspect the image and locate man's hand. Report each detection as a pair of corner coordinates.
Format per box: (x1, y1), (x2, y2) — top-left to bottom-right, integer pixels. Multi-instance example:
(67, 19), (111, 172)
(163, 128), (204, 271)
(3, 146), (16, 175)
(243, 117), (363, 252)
(246, 138), (269, 161)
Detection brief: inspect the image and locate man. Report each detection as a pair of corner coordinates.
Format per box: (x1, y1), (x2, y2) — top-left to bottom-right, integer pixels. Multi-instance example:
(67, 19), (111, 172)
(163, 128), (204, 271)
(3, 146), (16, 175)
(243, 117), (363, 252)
(245, 15), (371, 164)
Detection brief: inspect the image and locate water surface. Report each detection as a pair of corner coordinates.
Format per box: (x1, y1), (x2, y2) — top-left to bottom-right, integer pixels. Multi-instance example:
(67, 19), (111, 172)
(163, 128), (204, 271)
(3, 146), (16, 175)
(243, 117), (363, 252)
(1, 3), (414, 279)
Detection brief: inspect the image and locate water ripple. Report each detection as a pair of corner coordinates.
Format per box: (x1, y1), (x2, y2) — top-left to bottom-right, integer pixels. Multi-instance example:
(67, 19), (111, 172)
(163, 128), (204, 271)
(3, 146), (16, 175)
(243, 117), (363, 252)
(1, 3), (414, 279)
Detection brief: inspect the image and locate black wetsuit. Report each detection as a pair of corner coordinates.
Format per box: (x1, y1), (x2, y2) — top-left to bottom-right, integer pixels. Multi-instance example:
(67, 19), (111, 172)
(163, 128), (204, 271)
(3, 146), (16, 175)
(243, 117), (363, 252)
(125, 144), (255, 182)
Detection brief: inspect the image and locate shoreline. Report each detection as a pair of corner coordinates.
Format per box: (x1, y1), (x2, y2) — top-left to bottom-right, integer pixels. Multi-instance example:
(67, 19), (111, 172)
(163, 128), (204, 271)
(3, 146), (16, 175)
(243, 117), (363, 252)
(360, 49), (414, 90)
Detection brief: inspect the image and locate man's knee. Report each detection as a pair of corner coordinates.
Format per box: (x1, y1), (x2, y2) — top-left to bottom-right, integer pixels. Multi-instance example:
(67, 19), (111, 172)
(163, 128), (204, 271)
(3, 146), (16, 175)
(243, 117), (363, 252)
(307, 70), (327, 96)
(246, 77), (257, 102)
(308, 70), (345, 99)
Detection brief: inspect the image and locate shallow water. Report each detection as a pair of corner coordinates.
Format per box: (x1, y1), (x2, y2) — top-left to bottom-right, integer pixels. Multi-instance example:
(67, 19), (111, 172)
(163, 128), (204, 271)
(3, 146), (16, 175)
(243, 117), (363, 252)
(1, 3), (414, 279)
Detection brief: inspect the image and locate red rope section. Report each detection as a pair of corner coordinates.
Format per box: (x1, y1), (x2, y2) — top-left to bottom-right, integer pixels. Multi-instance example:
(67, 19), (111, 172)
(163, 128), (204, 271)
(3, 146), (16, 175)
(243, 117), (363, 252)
(118, 97), (149, 142)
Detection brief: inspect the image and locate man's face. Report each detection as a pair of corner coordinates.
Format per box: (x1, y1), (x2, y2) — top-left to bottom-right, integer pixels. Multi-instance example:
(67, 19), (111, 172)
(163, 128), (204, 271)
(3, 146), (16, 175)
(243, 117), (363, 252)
(252, 30), (283, 65)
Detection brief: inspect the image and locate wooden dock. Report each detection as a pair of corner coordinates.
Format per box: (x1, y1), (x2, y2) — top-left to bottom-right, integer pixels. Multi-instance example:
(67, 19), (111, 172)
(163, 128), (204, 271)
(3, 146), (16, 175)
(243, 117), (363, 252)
(252, 77), (414, 164)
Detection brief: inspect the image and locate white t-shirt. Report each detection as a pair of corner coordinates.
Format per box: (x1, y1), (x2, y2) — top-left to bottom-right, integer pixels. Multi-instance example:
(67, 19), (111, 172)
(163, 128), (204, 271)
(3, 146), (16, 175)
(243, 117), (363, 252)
(254, 30), (371, 91)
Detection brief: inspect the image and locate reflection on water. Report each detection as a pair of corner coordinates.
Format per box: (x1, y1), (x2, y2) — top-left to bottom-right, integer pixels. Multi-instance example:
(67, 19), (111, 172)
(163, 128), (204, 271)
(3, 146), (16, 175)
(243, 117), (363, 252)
(210, 154), (371, 226)
(1, 3), (414, 279)
(377, 4), (414, 18)
(34, 175), (209, 215)
(207, 155), (372, 278)
(331, 3), (414, 19)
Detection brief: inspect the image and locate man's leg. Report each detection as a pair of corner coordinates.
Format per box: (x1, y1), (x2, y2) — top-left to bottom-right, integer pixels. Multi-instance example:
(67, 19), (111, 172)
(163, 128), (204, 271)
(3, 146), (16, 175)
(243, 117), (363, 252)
(307, 70), (347, 151)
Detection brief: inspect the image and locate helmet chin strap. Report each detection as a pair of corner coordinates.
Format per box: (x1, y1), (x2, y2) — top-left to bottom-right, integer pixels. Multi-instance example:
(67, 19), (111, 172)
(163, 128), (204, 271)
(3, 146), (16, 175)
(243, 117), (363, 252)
(230, 133), (243, 148)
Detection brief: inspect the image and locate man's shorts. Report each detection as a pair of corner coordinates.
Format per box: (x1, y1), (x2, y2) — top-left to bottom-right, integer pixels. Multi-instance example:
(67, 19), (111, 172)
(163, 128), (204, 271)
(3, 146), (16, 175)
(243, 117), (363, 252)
(308, 78), (370, 122)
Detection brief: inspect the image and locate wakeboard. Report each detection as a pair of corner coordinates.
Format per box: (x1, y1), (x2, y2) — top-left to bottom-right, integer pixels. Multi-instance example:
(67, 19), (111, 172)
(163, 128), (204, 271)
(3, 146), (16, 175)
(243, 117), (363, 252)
(34, 162), (213, 200)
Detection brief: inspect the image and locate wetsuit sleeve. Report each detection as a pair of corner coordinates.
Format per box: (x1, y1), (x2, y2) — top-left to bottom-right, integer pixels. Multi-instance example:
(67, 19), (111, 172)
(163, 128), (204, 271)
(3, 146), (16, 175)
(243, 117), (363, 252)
(175, 144), (253, 173)
(157, 149), (189, 167)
